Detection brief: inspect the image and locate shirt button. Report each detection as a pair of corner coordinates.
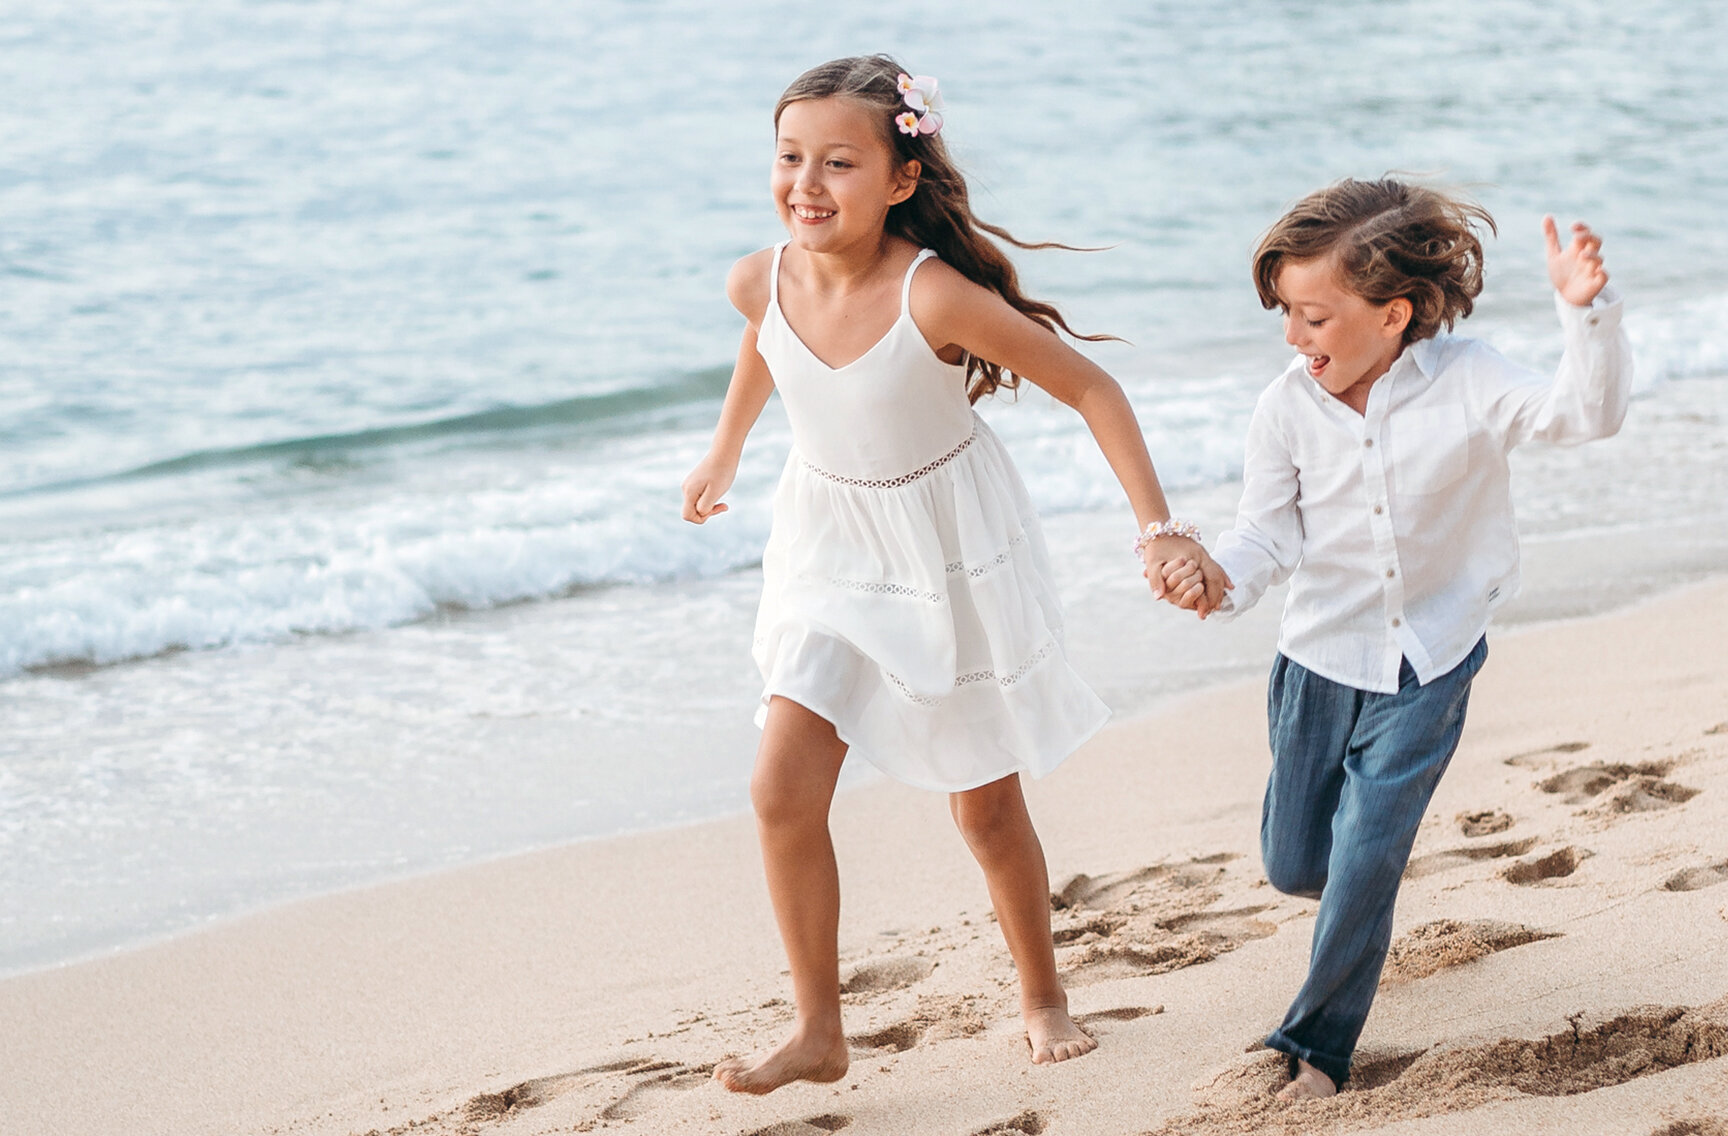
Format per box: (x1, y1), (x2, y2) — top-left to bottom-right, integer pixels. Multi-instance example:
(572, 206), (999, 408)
(1386, 569), (1396, 578)
(1373, 505), (1384, 515)
(1391, 617), (1402, 627)
(1364, 438), (1374, 448)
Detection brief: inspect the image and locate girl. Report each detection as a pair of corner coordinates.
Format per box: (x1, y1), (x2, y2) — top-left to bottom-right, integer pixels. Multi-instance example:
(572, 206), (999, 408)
(681, 55), (1228, 1094)
(1161, 179), (1632, 1099)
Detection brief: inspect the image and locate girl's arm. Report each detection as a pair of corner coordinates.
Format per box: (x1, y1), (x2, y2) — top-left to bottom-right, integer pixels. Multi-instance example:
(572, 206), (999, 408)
(681, 255), (777, 524)
(913, 261), (1231, 612)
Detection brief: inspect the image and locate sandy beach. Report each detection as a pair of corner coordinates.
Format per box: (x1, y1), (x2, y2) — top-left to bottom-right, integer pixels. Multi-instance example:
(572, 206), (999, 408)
(5, 576), (1727, 1136)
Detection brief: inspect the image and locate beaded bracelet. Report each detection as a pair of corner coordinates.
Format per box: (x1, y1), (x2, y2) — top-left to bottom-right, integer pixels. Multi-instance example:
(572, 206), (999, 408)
(1132, 518), (1201, 559)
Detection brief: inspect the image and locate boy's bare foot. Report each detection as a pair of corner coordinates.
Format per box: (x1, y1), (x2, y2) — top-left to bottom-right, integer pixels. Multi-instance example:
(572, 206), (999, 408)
(1025, 1005), (1097, 1064)
(1275, 1058), (1337, 1101)
(712, 1025), (849, 1095)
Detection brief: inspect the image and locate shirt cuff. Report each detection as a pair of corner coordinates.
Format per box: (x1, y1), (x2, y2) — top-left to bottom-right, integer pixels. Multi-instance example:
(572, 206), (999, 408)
(1555, 283), (1623, 333)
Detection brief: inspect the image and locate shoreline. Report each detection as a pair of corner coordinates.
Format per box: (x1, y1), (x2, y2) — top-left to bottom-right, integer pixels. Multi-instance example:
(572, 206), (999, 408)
(7, 573), (1728, 1135)
(9, 526), (1722, 987)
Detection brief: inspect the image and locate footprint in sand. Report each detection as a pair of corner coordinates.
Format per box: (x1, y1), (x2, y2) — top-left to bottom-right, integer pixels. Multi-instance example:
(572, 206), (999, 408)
(1456, 809), (1514, 837)
(1502, 846), (1587, 885)
(1046, 857), (1275, 986)
(1061, 906), (1277, 986)
(463, 1057), (682, 1124)
(1651, 1121), (1728, 1136)
(1155, 1003), (1728, 1136)
(459, 1056), (717, 1129)
(841, 955), (934, 996)
(1380, 919), (1560, 984)
(969, 1110), (1048, 1135)
(1050, 854), (1235, 912)
(1404, 837), (1537, 879)
(596, 1063), (712, 1121)
(1536, 759), (1701, 816)
(1662, 860), (1728, 892)
(1504, 740), (1593, 767)
(1076, 1004), (1164, 1026)
(847, 994), (988, 1053)
(741, 1115), (853, 1136)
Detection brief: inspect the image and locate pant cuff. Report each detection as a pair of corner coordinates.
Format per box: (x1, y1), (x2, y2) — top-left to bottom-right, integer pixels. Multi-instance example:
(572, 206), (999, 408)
(1265, 1029), (1352, 1087)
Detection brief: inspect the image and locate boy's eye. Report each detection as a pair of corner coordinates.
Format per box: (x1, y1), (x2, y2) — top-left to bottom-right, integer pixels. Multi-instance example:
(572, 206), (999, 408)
(1308, 319), (1328, 328)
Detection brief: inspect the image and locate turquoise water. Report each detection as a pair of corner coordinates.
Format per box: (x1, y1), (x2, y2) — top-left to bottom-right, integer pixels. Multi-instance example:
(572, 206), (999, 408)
(3, 0), (1726, 973)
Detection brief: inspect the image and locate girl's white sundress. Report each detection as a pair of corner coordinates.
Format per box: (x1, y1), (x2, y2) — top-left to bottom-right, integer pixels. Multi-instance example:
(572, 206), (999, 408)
(750, 242), (1110, 791)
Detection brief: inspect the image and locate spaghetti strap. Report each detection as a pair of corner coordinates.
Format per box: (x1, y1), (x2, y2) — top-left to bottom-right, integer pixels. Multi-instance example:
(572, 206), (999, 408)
(769, 241), (787, 308)
(901, 248), (937, 314)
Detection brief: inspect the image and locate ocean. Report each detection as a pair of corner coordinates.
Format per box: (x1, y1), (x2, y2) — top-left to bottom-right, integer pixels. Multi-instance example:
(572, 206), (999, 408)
(3, 0), (1726, 975)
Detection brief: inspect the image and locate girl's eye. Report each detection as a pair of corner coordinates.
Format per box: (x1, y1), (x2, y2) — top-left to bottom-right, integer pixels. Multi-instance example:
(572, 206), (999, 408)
(778, 153), (799, 164)
(826, 159), (851, 170)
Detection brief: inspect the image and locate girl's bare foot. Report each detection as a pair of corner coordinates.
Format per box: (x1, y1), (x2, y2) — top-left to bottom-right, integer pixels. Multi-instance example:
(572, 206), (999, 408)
(1275, 1058), (1337, 1101)
(712, 1025), (849, 1095)
(1025, 1005), (1097, 1064)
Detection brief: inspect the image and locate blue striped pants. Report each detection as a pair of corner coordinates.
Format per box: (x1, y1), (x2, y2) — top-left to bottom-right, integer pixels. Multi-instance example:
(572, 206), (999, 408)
(1260, 637), (1487, 1086)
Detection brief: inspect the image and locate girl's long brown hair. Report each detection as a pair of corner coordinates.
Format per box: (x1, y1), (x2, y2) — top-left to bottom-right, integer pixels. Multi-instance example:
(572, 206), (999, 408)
(775, 55), (1111, 403)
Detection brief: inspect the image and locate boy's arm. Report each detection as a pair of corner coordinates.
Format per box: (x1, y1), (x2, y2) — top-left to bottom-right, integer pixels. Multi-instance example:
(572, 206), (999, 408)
(1207, 394), (1304, 621)
(1475, 220), (1633, 449)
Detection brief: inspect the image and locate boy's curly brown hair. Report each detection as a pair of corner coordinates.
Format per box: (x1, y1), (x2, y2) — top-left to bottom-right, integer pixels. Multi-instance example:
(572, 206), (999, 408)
(1252, 178), (1497, 345)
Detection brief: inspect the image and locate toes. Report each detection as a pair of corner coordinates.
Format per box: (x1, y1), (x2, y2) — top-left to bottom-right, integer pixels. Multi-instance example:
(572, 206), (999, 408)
(1030, 1034), (1096, 1063)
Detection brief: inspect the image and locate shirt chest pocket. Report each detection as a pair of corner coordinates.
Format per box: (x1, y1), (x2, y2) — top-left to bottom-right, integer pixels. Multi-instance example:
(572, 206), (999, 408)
(1388, 405), (1470, 496)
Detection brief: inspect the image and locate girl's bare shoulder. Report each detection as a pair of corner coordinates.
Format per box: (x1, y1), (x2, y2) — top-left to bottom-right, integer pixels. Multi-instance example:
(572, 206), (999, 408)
(726, 248), (779, 325)
(908, 253), (1004, 325)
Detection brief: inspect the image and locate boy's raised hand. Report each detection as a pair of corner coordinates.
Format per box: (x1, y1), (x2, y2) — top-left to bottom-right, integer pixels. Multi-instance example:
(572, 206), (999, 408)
(1545, 216), (1609, 308)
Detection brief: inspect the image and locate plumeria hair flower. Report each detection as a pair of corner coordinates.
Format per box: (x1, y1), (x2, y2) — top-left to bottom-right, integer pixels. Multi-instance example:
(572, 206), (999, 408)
(895, 72), (944, 136)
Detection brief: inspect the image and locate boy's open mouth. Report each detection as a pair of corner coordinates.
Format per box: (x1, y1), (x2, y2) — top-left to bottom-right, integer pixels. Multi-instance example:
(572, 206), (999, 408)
(1307, 354), (1331, 376)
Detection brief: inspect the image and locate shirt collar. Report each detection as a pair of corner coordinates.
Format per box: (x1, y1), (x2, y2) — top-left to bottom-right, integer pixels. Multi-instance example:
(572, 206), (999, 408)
(1406, 335), (1445, 379)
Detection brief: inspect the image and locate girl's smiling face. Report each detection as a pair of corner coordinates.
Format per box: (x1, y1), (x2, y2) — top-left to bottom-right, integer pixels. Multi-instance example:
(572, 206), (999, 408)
(772, 97), (919, 253)
(1275, 256), (1412, 413)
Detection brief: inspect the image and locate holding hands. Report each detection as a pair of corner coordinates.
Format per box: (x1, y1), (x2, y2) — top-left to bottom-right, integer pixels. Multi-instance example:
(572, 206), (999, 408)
(1153, 555), (1217, 617)
(1545, 216), (1610, 307)
(1141, 532), (1231, 619)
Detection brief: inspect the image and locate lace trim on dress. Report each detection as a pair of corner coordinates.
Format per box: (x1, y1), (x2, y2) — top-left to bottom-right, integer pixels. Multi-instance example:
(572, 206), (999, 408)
(883, 639), (1060, 708)
(820, 577), (947, 604)
(800, 427), (976, 489)
(797, 534), (1031, 606)
(943, 533), (1029, 578)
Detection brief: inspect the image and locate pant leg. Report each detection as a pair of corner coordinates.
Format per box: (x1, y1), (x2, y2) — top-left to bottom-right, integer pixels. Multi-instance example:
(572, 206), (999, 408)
(1265, 638), (1488, 1086)
(1260, 653), (1365, 900)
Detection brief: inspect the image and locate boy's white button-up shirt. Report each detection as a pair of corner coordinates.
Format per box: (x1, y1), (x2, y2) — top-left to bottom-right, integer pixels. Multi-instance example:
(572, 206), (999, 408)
(1210, 288), (1632, 693)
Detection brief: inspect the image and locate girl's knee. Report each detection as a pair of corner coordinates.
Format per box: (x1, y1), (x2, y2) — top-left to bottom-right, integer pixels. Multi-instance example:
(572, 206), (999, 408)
(749, 765), (821, 831)
(951, 786), (1028, 853)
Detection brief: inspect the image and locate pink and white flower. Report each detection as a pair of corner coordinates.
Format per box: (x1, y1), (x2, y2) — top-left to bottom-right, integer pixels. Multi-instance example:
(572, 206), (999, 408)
(895, 72), (945, 136)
